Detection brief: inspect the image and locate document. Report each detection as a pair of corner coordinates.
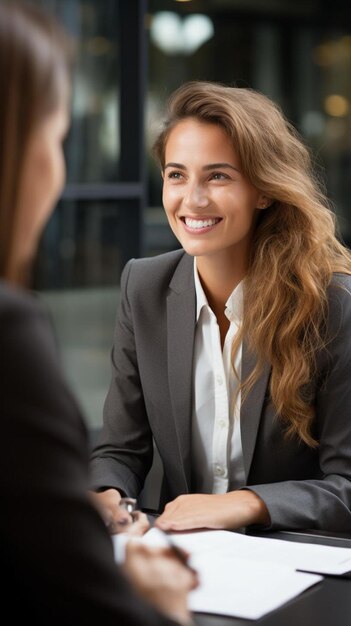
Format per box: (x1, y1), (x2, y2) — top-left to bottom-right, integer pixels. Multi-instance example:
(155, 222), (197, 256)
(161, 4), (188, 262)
(143, 528), (351, 576)
(187, 557), (320, 619)
(113, 528), (324, 620)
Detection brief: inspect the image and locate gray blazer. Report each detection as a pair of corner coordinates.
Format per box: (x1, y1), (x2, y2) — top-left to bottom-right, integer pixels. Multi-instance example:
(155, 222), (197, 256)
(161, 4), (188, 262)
(90, 249), (351, 532)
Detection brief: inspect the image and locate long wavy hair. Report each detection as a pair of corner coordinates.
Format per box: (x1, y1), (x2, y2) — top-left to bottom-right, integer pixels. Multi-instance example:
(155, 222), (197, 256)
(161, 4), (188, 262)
(0, 1), (72, 283)
(153, 80), (351, 447)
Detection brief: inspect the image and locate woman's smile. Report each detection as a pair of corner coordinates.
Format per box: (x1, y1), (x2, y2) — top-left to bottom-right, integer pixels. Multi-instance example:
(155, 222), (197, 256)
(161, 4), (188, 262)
(181, 216), (223, 233)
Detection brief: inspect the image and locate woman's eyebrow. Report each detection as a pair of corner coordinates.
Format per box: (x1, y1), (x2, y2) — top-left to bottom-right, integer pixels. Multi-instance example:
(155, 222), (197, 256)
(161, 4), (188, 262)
(164, 162), (186, 170)
(164, 162), (240, 172)
(203, 163), (240, 173)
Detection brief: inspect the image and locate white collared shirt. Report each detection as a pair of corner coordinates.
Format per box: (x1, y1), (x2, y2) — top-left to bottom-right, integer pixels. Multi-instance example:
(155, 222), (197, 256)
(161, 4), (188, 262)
(191, 259), (245, 494)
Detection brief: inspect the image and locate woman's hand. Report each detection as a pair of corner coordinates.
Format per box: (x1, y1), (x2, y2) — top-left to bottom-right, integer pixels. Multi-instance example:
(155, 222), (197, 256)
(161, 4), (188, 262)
(88, 489), (150, 535)
(123, 541), (198, 626)
(155, 490), (270, 532)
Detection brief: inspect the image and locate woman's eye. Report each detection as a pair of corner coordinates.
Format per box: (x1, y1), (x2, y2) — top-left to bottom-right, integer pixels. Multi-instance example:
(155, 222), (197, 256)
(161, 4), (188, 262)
(211, 172), (228, 180)
(167, 171), (183, 180)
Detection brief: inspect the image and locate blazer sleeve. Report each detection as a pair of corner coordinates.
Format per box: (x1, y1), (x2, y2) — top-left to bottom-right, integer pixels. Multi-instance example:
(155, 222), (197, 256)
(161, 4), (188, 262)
(247, 276), (351, 531)
(90, 259), (154, 496)
(0, 287), (180, 626)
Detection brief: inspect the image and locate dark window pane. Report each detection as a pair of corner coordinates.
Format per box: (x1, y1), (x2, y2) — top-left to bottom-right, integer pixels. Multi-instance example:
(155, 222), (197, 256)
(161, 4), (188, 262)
(34, 199), (141, 289)
(35, 0), (121, 183)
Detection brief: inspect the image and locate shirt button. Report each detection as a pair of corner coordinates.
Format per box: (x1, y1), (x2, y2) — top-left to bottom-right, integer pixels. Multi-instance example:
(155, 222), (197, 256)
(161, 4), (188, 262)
(216, 375), (223, 385)
(214, 464), (225, 476)
(219, 419), (227, 428)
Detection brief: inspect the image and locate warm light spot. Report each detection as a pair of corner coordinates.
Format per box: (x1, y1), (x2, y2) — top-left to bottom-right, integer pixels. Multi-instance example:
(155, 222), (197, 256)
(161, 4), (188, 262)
(340, 35), (351, 48)
(313, 37), (351, 65)
(324, 94), (349, 117)
(313, 43), (334, 66)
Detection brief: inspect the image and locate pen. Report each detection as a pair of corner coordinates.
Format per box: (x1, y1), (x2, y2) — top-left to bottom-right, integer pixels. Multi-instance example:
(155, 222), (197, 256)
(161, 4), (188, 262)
(113, 497), (138, 528)
(119, 497), (137, 517)
(160, 530), (198, 576)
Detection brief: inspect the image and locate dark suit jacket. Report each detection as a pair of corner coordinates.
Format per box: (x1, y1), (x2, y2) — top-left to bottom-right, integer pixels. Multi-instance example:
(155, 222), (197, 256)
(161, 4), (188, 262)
(90, 249), (351, 532)
(0, 281), (180, 626)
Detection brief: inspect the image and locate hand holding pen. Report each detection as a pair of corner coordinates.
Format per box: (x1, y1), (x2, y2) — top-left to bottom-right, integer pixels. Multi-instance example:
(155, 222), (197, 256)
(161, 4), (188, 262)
(120, 499), (198, 577)
(91, 493), (198, 624)
(123, 539), (198, 626)
(115, 500), (199, 625)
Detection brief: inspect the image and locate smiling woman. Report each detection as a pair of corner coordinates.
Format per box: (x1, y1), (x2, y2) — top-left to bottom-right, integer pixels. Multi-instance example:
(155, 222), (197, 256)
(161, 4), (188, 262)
(90, 80), (351, 535)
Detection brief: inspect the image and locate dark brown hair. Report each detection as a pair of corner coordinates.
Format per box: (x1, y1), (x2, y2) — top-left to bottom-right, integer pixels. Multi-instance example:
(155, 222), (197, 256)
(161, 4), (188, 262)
(0, 1), (73, 278)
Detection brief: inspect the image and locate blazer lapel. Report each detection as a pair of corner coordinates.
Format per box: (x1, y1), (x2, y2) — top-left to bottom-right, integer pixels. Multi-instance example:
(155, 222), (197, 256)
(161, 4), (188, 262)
(167, 254), (196, 492)
(240, 339), (271, 482)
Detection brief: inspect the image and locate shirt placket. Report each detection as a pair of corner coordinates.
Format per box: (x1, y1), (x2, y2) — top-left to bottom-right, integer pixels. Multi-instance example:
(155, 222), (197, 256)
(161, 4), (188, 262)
(211, 315), (230, 493)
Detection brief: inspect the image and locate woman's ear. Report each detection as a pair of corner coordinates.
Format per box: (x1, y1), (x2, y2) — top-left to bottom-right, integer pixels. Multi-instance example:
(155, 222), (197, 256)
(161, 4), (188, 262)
(257, 196), (272, 210)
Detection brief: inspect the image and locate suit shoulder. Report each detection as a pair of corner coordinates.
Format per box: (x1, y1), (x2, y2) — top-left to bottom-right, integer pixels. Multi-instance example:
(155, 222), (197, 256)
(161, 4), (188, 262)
(325, 273), (351, 341)
(128, 248), (185, 271)
(122, 249), (188, 288)
(329, 272), (351, 293)
(328, 273), (351, 307)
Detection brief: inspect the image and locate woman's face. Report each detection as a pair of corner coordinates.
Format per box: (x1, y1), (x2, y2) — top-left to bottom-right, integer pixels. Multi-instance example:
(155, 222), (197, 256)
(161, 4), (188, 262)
(162, 118), (267, 266)
(15, 99), (69, 270)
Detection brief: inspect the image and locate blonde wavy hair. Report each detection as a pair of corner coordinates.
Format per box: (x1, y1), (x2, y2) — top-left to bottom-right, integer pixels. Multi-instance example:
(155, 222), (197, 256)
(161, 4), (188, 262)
(153, 80), (351, 447)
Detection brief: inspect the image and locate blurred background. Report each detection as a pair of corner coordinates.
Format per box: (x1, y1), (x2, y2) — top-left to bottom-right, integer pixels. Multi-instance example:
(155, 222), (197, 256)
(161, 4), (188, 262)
(15, 0), (351, 433)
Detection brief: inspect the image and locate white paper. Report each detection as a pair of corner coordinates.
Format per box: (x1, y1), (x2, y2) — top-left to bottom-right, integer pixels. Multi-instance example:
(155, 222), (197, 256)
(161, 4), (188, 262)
(141, 528), (351, 576)
(188, 554), (320, 619)
(113, 528), (324, 620)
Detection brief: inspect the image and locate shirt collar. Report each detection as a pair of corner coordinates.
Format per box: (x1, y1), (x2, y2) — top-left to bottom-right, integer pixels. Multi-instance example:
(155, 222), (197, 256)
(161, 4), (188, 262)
(225, 281), (243, 323)
(193, 258), (244, 323)
(194, 259), (209, 321)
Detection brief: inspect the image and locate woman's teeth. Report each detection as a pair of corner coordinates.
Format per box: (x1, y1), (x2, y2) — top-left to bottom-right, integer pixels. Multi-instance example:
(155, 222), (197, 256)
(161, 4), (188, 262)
(184, 218), (220, 229)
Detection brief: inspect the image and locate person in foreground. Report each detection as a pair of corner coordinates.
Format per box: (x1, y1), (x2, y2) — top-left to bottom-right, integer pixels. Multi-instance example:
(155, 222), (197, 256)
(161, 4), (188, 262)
(91, 80), (351, 534)
(0, 3), (197, 625)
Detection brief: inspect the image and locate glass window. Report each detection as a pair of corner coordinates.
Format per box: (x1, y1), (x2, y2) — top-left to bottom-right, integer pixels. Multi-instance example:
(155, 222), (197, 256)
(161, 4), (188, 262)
(28, 1), (145, 430)
(294, 29), (351, 245)
(35, 199), (141, 289)
(34, 0), (121, 183)
(35, 199), (133, 427)
(40, 282), (118, 429)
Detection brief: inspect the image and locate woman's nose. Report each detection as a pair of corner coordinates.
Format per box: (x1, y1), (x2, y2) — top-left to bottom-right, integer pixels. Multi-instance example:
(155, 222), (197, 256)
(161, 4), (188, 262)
(184, 181), (209, 209)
